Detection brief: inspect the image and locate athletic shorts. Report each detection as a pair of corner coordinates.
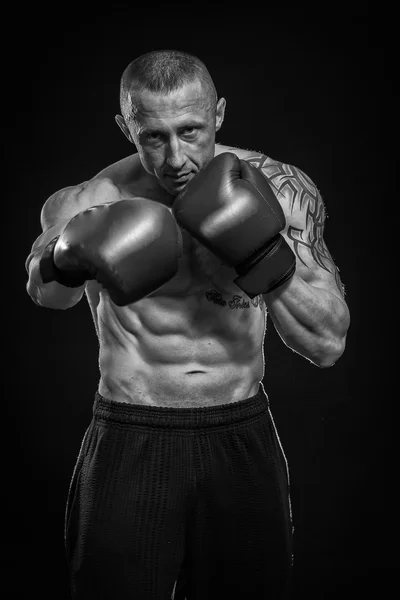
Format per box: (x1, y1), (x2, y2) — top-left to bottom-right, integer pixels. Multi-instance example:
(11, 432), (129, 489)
(65, 382), (293, 599)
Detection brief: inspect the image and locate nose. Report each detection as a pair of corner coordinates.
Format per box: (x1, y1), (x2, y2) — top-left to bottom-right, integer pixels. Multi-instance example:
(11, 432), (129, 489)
(166, 136), (186, 171)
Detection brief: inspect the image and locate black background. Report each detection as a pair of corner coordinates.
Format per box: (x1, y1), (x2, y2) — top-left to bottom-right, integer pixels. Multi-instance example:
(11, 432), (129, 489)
(5, 1), (395, 598)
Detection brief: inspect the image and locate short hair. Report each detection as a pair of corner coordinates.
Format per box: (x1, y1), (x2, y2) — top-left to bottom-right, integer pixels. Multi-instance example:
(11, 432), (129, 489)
(120, 49), (218, 121)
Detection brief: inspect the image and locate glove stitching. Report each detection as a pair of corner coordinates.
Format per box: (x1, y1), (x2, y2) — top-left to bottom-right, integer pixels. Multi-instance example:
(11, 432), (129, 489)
(245, 179), (285, 229)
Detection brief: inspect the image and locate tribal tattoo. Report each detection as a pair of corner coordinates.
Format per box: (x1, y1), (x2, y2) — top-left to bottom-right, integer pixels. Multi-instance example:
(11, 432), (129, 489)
(245, 154), (345, 295)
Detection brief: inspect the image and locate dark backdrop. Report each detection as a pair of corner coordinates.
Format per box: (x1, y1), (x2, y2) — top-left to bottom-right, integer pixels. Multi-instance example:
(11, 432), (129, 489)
(5, 2), (394, 598)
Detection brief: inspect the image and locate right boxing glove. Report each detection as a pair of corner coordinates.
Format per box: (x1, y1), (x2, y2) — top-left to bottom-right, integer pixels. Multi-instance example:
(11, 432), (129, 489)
(39, 198), (183, 306)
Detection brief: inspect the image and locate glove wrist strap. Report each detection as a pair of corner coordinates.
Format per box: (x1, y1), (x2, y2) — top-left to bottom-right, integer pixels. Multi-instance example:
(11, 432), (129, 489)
(39, 236), (88, 288)
(234, 234), (296, 299)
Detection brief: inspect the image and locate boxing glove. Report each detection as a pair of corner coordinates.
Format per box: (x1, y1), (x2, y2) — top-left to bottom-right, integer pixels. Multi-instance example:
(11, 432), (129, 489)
(39, 198), (183, 306)
(172, 152), (296, 298)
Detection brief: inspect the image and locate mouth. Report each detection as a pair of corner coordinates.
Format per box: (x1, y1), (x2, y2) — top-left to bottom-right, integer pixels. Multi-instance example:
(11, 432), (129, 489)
(165, 172), (191, 184)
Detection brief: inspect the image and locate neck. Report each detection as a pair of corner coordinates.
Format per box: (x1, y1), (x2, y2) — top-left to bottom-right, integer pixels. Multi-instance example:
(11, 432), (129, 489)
(138, 163), (176, 207)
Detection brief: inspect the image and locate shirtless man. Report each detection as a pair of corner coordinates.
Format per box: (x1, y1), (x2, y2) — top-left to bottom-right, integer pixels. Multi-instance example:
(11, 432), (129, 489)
(25, 50), (350, 600)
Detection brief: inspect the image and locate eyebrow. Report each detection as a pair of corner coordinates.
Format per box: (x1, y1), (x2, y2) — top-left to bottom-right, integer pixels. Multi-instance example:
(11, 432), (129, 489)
(140, 120), (206, 136)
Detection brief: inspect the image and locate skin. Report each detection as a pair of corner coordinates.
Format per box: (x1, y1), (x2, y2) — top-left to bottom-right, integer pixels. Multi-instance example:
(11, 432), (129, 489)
(26, 78), (350, 407)
(115, 80), (226, 197)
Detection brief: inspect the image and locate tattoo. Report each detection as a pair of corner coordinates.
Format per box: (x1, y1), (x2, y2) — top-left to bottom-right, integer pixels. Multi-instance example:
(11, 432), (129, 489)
(287, 197), (328, 270)
(288, 223), (345, 294)
(205, 290), (265, 310)
(246, 153), (320, 214)
(245, 154), (345, 296)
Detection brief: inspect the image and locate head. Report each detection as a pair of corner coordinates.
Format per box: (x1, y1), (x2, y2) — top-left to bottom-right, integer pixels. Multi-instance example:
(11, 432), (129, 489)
(115, 50), (226, 196)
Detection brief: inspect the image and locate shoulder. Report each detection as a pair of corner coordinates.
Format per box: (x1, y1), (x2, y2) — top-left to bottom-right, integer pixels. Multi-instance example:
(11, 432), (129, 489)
(242, 152), (325, 229)
(91, 153), (142, 184)
(40, 177), (122, 231)
(40, 153), (142, 231)
(215, 143), (261, 161)
(215, 143), (282, 167)
(217, 144), (324, 224)
(40, 183), (86, 230)
(237, 149), (319, 202)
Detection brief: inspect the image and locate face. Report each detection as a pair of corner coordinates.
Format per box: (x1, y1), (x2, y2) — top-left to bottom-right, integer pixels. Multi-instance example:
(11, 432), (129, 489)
(116, 80), (226, 196)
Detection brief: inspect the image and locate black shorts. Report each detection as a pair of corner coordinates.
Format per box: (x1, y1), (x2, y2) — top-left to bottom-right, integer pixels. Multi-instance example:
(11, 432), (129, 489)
(65, 383), (293, 600)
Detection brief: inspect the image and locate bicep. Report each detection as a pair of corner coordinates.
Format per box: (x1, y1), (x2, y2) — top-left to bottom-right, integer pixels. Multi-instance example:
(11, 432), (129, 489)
(262, 162), (346, 298)
(282, 224), (345, 299)
(283, 185), (345, 298)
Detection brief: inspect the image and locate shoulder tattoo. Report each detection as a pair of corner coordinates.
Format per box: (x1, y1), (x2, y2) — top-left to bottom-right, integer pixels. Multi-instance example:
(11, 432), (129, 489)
(245, 154), (345, 296)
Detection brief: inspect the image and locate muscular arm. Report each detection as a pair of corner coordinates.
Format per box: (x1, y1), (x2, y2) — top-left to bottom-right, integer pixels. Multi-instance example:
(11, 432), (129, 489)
(249, 156), (350, 367)
(25, 184), (88, 309)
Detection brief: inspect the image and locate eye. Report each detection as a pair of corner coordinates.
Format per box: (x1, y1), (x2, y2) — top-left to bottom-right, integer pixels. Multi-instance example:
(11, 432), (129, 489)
(182, 127), (197, 138)
(147, 132), (162, 141)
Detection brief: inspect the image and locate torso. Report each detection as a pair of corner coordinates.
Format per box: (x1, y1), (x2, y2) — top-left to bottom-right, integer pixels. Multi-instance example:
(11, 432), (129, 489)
(76, 144), (270, 406)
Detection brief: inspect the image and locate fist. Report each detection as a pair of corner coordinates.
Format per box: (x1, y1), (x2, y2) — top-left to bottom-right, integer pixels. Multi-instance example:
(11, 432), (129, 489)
(173, 152), (295, 297)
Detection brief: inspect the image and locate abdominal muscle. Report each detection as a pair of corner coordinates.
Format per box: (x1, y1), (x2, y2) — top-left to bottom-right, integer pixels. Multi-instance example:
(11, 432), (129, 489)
(86, 231), (267, 408)
(74, 145), (274, 407)
(87, 274), (265, 407)
(99, 348), (263, 408)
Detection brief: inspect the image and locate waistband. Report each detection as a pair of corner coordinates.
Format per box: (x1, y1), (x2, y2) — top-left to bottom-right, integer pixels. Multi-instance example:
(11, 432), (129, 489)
(93, 383), (269, 430)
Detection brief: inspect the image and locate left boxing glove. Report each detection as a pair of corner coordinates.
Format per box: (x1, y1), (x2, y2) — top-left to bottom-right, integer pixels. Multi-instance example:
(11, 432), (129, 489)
(40, 198), (183, 305)
(172, 152), (296, 299)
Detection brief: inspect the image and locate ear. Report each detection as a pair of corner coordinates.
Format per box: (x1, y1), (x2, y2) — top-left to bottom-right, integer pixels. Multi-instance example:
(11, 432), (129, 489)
(215, 98), (226, 132)
(115, 114), (135, 144)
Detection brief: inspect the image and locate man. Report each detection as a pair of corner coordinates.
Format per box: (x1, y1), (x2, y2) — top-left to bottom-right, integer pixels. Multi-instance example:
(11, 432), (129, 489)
(25, 50), (350, 600)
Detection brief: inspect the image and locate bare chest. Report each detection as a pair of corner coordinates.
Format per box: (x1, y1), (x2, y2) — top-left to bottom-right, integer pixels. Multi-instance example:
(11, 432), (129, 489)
(86, 229), (266, 344)
(84, 165), (267, 339)
(145, 230), (266, 326)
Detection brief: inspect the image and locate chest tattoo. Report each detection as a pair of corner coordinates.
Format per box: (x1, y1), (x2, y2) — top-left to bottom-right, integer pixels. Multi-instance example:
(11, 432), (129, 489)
(205, 290), (265, 311)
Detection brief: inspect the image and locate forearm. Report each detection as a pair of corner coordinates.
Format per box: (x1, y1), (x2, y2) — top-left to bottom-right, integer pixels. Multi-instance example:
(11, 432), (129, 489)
(26, 252), (85, 309)
(26, 222), (85, 310)
(263, 274), (350, 367)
